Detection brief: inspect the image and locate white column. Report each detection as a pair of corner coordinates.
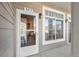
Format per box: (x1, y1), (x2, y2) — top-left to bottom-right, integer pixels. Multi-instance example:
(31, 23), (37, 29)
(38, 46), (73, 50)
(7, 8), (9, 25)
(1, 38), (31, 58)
(71, 2), (79, 56)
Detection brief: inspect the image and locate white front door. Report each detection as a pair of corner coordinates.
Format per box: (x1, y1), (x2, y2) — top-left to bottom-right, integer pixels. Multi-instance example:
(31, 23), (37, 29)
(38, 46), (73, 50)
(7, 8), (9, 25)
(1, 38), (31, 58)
(16, 9), (39, 57)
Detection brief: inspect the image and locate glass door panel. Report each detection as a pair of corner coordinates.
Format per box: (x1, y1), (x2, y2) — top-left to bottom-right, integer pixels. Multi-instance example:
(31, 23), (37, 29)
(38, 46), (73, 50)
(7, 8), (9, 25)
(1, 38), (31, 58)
(21, 14), (36, 47)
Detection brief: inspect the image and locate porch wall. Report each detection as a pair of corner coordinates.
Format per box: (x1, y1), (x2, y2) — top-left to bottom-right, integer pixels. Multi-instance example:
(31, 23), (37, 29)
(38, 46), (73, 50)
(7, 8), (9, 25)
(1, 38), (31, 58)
(0, 2), (16, 57)
(14, 2), (68, 53)
(0, 2), (70, 57)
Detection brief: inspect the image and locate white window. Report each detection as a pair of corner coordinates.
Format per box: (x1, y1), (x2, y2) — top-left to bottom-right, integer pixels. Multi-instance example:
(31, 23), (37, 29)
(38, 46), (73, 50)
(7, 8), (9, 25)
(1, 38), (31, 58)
(42, 6), (65, 45)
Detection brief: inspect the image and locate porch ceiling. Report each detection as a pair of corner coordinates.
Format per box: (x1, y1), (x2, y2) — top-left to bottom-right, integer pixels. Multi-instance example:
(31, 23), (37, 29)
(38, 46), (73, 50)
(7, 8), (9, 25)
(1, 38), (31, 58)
(40, 2), (71, 13)
(14, 2), (71, 14)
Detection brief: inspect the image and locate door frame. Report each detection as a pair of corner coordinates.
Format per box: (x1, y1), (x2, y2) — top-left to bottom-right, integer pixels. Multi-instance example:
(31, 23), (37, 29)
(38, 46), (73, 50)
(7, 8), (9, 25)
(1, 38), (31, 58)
(16, 9), (39, 57)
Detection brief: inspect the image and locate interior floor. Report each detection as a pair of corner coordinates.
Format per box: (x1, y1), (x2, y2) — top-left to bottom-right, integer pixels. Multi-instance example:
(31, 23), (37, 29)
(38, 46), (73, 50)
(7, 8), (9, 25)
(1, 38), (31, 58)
(29, 44), (71, 57)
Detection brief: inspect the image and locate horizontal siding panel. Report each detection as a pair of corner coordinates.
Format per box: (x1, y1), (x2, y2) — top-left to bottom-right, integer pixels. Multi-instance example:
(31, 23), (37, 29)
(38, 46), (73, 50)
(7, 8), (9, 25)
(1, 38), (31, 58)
(8, 2), (15, 17)
(0, 3), (14, 24)
(0, 29), (14, 57)
(1, 2), (15, 20)
(0, 16), (14, 29)
(0, 2), (15, 57)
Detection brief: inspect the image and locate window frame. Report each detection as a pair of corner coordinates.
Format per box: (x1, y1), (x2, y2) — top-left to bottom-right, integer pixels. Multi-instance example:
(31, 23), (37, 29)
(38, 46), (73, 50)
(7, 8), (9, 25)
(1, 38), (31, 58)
(42, 6), (65, 45)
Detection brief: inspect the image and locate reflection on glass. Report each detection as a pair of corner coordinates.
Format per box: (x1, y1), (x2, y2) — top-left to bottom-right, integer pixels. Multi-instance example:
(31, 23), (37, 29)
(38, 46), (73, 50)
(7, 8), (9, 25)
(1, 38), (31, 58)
(48, 19), (55, 40)
(21, 14), (36, 47)
(56, 20), (63, 39)
(45, 18), (49, 41)
(69, 23), (71, 43)
(45, 17), (55, 41)
(27, 31), (36, 46)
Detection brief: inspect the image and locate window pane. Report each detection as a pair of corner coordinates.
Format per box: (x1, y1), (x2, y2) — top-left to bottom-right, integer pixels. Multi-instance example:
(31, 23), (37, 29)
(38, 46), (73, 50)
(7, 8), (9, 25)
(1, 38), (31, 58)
(45, 17), (56, 41)
(45, 18), (49, 41)
(56, 20), (63, 39)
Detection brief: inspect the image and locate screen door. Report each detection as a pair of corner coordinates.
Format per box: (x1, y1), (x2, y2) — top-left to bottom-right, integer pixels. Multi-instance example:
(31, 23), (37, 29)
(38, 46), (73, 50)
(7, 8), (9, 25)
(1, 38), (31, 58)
(16, 9), (39, 57)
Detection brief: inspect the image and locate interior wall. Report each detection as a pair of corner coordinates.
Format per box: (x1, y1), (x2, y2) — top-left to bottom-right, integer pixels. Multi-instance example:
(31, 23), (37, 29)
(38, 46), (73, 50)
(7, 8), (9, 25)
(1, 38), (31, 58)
(14, 2), (68, 54)
(0, 2), (15, 57)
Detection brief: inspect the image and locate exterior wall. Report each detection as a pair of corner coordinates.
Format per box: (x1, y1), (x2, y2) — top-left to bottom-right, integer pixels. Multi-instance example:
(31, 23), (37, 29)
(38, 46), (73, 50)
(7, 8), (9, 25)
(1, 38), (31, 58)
(14, 2), (67, 54)
(0, 2), (70, 57)
(0, 2), (15, 57)
(71, 2), (79, 56)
